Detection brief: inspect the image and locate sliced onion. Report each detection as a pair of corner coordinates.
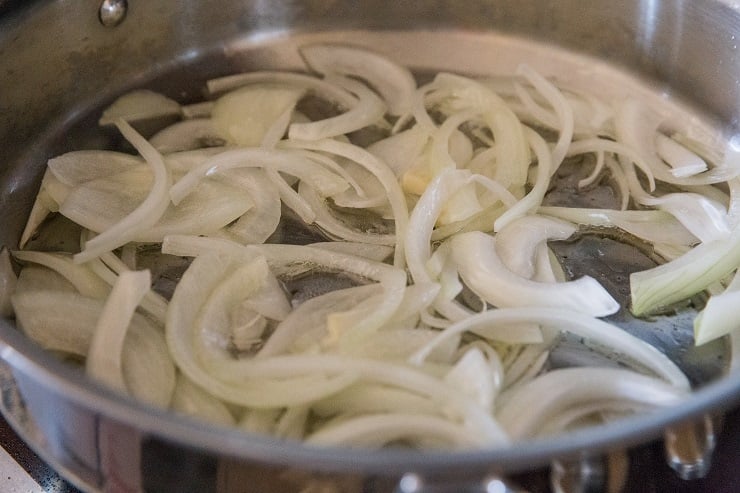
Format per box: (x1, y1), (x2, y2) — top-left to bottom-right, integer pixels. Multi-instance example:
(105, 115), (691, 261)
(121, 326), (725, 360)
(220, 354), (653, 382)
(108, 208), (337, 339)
(298, 182), (395, 246)
(12, 289), (175, 407)
(630, 227), (740, 316)
(211, 85), (303, 146)
(74, 120), (172, 263)
(495, 215), (576, 279)
(693, 270), (740, 346)
(168, 147), (349, 206)
(306, 413), (485, 449)
(60, 167), (253, 243)
(94, 252), (168, 324)
(656, 133), (708, 178)
(539, 206), (699, 247)
(288, 75), (386, 141)
(367, 125), (429, 178)
(452, 230), (618, 316)
(150, 119), (223, 154)
(166, 251), (357, 407)
(409, 307), (688, 389)
(496, 367), (687, 439)
(170, 373), (236, 426)
(98, 90), (181, 126)
(282, 138), (409, 268)
(206, 71), (358, 109)
(47, 150), (142, 186)
(614, 99), (739, 186)
(258, 284), (381, 358)
(12, 250), (110, 299)
(204, 354), (509, 444)
(516, 64), (574, 172)
(306, 242), (394, 263)
(86, 270), (152, 393)
(300, 44), (416, 116)
(493, 127), (552, 231)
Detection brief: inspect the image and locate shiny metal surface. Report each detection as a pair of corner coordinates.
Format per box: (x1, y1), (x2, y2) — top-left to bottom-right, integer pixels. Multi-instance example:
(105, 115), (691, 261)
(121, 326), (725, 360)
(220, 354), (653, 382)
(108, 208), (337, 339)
(1, 0), (740, 492)
(663, 415), (717, 480)
(97, 0), (127, 28)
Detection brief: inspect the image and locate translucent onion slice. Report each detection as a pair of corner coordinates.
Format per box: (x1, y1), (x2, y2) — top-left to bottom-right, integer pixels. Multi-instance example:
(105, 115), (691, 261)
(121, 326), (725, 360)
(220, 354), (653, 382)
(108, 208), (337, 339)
(11, 289), (175, 407)
(192, 257), (270, 366)
(19, 172), (55, 248)
(644, 193), (731, 244)
(86, 270), (152, 394)
(47, 150), (142, 186)
(656, 133), (708, 178)
(162, 236), (408, 341)
(288, 75), (386, 141)
(150, 119), (224, 154)
(258, 284), (381, 358)
(495, 215), (576, 279)
(206, 71), (358, 109)
(211, 86), (303, 146)
(305, 413), (486, 449)
(170, 373), (236, 426)
(516, 64), (574, 172)
(444, 347), (495, 410)
(282, 138), (409, 268)
(693, 271), (740, 346)
(14, 267), (75, 297)
(306, 242), (394, 263)
(166, 251), (358, 407)
(496, 367), (687, 439)
(300, 44), (416, 116)
(12, 250), (110, 299)
(312, 383), (440, 418)
(367, 125), (428, 178)
(567, 137), (656, 192)
(298, 182), (395, 246)
(205, 354), (509, 444)
(630, 227), (740, 316)
(539, 206), (698, 247)
(409, 307), (689, 389)
(493, 127), (552, 232)
(451, 231), (619, 317)
(74, 120), (172, 263)
(60, 167), (253, 243)
(168, 147), (349, 206)
(345, 327), (459, 363)
(92, 252), (168, 324)
(431, 73), (531, 189)
(98, 90), (181, 126)
(615, 99), (739, 186)
(404, 168), (476, 322)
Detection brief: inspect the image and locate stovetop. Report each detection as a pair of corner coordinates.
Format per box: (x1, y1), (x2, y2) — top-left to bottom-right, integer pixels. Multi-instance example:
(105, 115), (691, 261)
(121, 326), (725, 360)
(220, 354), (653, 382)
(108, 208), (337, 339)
(1, 408), (738, 493)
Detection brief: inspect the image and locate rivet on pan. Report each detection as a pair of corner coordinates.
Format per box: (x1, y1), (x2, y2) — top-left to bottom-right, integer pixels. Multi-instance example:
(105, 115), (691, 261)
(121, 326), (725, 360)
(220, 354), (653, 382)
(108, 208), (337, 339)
(663, 415), (716, 480)
(99, 0), (128, 28)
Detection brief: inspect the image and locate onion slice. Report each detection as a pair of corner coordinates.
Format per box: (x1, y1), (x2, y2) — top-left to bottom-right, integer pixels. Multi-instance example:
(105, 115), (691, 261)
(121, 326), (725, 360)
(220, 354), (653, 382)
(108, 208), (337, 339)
(86, 270), (151, 393)
(451, 231), (619, 317)
(300, 44), (416, 116)
(74, 120), (172, 263)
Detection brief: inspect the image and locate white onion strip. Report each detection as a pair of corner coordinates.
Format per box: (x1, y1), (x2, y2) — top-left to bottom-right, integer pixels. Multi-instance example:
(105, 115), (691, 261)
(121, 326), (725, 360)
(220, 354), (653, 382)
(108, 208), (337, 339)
(281, 138), (409, 268)
(451, 231), (619, 317)
(169, 147), (348, 206)
(496, 367), (687, 439)
(288, 75), (387, 141)
(74, 120), (172, 263)
(408, 307), (689, 389)
(86, 270), (151, 393)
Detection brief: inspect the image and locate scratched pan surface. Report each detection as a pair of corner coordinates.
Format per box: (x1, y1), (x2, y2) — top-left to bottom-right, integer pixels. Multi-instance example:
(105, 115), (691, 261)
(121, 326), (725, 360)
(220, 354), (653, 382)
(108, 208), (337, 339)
(1, 1), (740, 492)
